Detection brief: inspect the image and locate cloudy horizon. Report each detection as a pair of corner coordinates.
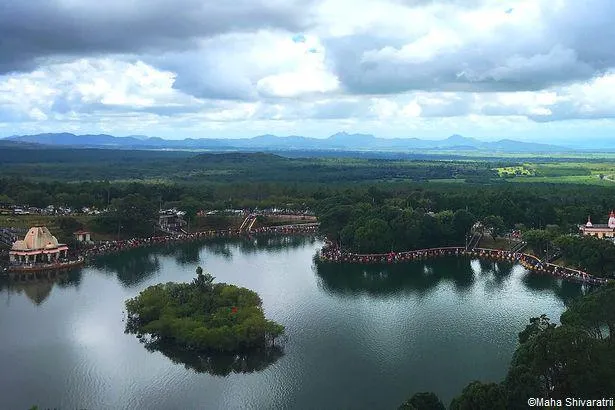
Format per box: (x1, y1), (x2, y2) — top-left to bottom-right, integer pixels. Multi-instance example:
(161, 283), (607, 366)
(1, 0), (615, 142)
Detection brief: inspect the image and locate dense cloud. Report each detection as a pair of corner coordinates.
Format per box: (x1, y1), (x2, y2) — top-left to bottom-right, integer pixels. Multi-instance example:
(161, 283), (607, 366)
(326, 0), (615, 94)
(1, 0), (615, 137)
(0, 0), (314, 73)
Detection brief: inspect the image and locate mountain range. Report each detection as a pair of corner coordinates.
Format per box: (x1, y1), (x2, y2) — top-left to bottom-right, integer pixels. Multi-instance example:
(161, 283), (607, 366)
(1, 132), (572, 153)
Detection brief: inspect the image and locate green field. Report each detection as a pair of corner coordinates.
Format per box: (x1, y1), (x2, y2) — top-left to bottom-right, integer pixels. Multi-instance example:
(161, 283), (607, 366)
(491, 161), (615, 185)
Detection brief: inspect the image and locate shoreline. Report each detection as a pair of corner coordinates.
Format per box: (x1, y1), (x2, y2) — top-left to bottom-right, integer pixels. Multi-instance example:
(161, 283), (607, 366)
(5, 226), (607, 287)
(317, 244), (608, 286)
(81, 224), (320, 260)
(1, 224), (319, 279)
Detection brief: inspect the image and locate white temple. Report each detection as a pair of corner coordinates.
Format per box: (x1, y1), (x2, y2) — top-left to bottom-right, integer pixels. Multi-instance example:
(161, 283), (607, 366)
(9, 227), (69, 265)
(579, 211), (615, 238)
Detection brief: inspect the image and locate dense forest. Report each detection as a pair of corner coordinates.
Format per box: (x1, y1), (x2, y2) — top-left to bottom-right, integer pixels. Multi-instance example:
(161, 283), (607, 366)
(0, 146), (499, 183)
(4, 155), (615, 266)
(3, 149), (615, 237)
(4, 175), (615, 228)
(4, 148), (615, 277)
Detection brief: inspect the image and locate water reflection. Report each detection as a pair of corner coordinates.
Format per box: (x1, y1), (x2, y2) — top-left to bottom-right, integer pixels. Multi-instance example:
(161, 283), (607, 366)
(521, 272), (590, 306)
(152, 241), (202, 265)
(91, 249), (161, 287)
(478, 258), (493, 274)
(202, 235), (317, 257)
(237, 235), (317, 254)
(493, 261), (514, 280)
(476, 260), (515, 292)
(314, 256), (585, 306)
(0, 236), (589, 409)
(148, 343), (284, 377)
(0, 269), (82, 305)
(82, 236), (319, 288)
(203, 240), (233, 260)
(314, 256), (478, 297)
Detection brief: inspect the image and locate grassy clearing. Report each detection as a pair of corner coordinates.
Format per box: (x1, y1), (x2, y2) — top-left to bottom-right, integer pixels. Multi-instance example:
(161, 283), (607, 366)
(426, 178), (467, 183)
(495, 165), (535, 177)
(508, 175), (615, 185)
(491, 161), (615, 185)
(478, 237), (517, 250)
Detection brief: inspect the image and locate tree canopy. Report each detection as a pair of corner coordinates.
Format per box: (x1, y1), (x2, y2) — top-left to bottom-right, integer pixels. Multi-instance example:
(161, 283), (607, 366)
(318, 200), (477, 253)
(93, 193), (158, 237)
(554, 235), (615, 277)
(449, 381), (507, 410)
(125, 267), (285, 352)
(399, 392), (446, 410)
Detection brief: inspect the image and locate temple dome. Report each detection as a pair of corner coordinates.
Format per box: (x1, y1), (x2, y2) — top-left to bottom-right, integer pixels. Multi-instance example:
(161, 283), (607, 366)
(12, 227), (60, 251)
(586, 216), (593, 227)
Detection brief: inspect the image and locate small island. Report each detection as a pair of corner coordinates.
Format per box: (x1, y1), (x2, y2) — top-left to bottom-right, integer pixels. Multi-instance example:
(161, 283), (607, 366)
(125, 267), (284, 353)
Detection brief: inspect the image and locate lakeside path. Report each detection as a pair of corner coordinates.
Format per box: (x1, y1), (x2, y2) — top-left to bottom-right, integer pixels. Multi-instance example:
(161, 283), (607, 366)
(81, 223), (320, 260)
(317, 243), (608, 286)
(5, 224), (607, 288)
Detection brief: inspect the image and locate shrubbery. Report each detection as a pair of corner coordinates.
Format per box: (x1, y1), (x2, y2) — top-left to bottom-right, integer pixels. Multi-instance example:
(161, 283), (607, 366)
(125, 267), (284, 352)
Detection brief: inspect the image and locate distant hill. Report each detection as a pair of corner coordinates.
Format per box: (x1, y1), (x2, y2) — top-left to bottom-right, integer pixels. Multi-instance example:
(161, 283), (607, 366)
(3, 132), (570, 153)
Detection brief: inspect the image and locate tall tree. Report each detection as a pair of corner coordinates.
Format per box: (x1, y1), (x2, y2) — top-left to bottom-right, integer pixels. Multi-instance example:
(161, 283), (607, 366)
(449, 381), (507, 410)
(399, 392), (445, 410)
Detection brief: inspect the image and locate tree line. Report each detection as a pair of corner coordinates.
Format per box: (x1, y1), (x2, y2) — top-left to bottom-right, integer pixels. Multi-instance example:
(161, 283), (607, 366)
(125, 267), (285, 352)
(4, 172), (615, 259)
(522, 228), (615, 278)
(3, 175), (615, 230)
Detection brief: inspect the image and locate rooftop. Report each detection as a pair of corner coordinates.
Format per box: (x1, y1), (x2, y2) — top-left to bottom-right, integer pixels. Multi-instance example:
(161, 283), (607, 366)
(11, 226), (64, 251)
(580, 224), (614, 230)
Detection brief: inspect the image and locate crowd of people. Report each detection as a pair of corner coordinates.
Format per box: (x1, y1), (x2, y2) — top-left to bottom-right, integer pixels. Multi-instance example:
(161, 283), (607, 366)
(82, 224), (320, 259)
(318, 241), (609, 286)
(515, 253), (607, 285)
(248, 223), (318, 236)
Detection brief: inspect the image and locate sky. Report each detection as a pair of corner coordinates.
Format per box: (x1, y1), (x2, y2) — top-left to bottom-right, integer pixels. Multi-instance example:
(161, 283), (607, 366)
(1, 0), (615, 142)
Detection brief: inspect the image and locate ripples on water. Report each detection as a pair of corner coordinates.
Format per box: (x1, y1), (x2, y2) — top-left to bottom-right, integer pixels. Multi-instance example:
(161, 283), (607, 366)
(0, 236), (590, 409)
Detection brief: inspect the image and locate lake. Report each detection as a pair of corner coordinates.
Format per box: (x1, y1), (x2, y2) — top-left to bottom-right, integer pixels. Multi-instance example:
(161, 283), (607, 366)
(0, 236), (587, 409)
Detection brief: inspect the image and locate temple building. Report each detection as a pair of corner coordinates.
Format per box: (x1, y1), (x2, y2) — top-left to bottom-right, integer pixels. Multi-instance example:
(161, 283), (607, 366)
(73, 230), (92, 243)
(579, 211), (615, 238)
(158, 209), (187, 233)
(9, 226), (69, 265)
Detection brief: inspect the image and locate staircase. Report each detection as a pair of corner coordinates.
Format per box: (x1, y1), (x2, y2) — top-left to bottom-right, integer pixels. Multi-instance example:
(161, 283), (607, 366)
(239, 214), (252, 232)
(510, 241), (527, 253)
(247, 216), (257, 232)
(466, 232), (483, 251)
(239, 214), (258, 233)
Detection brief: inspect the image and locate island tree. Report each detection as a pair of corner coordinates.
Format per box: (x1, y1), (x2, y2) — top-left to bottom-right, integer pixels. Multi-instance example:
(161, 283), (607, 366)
(125, 267), (284, 352)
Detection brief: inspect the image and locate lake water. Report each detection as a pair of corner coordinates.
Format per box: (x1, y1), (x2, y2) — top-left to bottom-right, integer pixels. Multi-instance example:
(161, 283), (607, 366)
(0, 236), (587, 409)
